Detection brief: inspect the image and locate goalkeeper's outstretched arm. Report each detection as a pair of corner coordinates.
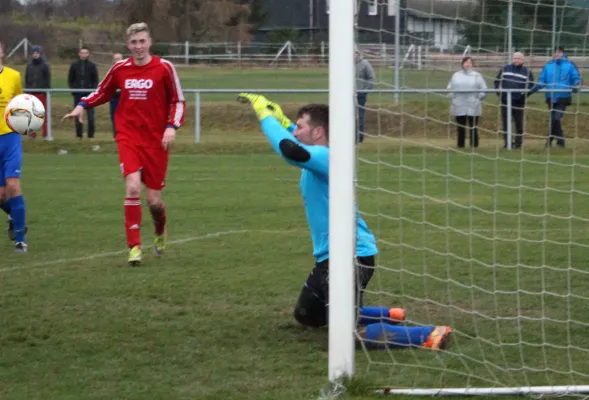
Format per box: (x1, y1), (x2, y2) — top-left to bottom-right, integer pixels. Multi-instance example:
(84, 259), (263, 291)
(260, 116), (328, 177)
(237, 93), (328, 176)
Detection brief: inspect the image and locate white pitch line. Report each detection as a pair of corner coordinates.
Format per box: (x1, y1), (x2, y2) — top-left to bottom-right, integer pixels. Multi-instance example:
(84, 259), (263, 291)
(32, 176), (589, 186)
(1, 229), (301, 273)
(31, 176), (302, 183)
(5, 227), (582, 273)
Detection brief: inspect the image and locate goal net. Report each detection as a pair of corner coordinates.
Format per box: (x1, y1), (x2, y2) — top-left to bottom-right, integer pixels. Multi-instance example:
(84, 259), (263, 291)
(328, 0), (589, 396)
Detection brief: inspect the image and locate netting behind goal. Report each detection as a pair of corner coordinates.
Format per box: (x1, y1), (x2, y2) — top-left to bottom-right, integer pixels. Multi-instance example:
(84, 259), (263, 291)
(349, 0), (589, 395)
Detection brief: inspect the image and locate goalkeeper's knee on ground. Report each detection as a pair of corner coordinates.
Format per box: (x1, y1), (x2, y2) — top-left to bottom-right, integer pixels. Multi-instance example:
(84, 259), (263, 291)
(294, 304), (327, 328)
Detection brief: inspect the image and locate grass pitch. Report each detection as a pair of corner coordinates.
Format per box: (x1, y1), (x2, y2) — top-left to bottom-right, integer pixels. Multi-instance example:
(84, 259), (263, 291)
(2, 66), (589, 399)
(3, 147), (589, 399)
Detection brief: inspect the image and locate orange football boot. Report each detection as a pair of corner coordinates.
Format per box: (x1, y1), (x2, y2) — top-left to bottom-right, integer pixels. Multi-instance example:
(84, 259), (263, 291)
(423, 326), (453, 351)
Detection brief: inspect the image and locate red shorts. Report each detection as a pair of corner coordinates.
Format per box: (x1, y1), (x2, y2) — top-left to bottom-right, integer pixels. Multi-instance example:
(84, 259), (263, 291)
(117, 140), (169, 190)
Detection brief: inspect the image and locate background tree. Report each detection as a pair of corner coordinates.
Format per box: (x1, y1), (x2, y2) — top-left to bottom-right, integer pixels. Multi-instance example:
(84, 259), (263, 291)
(119, 0), (261, 42)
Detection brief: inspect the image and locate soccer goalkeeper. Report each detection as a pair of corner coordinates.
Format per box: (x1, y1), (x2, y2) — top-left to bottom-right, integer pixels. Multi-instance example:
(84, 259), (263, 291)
(238, 93), (453, 351)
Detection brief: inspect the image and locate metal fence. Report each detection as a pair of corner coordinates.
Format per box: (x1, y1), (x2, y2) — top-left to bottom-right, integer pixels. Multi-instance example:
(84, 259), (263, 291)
(24, 88), (586, 150)
(27, 88), (332, 143)
(13, 37), (589, 70)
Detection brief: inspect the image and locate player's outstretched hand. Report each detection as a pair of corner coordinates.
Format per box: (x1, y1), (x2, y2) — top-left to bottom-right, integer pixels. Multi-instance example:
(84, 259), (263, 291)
(237, 93), (273, 121)
(162, 127), (176, 150)
(237, 93), (292, 128)
(266, 99), (293, 130)
(61, 105), (85, 124)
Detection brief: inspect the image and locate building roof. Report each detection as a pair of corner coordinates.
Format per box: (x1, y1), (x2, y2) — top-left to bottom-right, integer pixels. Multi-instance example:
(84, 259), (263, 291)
(405, 0), (479, 19)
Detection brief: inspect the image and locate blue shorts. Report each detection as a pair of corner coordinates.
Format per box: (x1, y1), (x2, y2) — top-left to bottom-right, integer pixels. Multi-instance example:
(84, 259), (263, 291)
(0, 132), (22, 185)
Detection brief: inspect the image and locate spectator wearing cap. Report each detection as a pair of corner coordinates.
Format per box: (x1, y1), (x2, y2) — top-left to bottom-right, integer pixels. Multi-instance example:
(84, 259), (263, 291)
(528, 46), (581, 148)
(24, 45), (51, 140)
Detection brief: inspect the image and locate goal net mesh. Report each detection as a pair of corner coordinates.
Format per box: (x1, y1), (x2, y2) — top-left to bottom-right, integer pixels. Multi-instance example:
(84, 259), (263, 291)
(353, 0), (589, 394)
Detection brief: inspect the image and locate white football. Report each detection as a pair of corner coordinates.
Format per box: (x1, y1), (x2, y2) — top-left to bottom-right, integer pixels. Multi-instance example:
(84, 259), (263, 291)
(4, 94), (46, 135)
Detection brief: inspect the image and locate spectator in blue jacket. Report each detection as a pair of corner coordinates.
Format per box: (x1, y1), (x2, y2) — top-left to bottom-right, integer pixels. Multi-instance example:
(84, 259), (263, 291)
(494, 52), (534, 149)
(528, 46), (581, 148)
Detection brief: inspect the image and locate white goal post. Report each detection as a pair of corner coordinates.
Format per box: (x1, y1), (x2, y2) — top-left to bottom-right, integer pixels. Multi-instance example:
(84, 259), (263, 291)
(328, 0), (357, 384)
(327, 0), (589, 397)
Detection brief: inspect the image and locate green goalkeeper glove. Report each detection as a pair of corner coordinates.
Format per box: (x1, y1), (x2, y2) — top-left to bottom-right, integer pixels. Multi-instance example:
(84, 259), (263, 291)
(237, 93), (292, 129)
(265, 99), (293, 130)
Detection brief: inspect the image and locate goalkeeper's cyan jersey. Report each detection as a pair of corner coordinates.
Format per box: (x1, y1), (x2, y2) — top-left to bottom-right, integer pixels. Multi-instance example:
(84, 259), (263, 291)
(260, 116), (378, 262)
(0, 67), (23, 135)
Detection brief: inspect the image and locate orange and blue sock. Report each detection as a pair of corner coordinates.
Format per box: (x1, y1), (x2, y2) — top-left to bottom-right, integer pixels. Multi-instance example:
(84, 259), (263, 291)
(362, 322), (435, 349)
(358, 306), (405, 325)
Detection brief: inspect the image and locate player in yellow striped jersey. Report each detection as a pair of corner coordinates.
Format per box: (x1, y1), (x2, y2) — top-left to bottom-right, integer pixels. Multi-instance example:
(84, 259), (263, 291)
(0, 41), (28, 252)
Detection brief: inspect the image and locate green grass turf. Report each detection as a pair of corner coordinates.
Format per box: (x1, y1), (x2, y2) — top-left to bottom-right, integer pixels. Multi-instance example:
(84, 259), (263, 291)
(12, 64), (589, 144)
(2, 144), (589, 399)
(14, 64), (589, 104)
(3, 66), (589, 398)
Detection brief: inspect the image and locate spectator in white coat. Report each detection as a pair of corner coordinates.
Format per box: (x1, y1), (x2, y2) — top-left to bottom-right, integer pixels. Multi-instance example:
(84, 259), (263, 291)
(447, 56), (487, 148)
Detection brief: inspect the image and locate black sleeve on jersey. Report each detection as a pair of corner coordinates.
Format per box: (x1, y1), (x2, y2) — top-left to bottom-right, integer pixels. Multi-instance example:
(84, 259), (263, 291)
(279, 139), (311, 163)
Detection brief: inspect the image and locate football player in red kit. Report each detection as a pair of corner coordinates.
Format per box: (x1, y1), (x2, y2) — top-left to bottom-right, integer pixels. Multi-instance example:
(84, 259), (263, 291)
(63, 22), (186, 266)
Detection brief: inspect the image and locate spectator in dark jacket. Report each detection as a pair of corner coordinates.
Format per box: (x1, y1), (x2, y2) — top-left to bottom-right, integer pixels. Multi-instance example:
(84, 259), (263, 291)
(67, 47), (99, 139)
(110, 52), (123, 139)
(354, 48), (375, 143)
(25, 45), (51, 140)
(494, 52), (534, 149)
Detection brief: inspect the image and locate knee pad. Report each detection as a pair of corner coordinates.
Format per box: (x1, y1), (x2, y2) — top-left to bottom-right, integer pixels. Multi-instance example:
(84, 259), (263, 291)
(294, 306), (325, 328)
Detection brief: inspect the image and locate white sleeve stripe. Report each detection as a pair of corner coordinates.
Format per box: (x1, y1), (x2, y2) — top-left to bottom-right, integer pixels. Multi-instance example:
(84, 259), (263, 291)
(173, 101), (184, 127)
(83, 60), (127, 103)
(502, 72), (529, 80)
(161, 59), (185, 102)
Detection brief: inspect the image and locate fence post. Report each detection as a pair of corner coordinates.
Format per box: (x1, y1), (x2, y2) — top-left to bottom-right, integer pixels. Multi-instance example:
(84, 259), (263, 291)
(195, 92), (201, 143)
(185, 41), (190, 65)
(506, 91), (512, 150)
(46, 91), (53, 141)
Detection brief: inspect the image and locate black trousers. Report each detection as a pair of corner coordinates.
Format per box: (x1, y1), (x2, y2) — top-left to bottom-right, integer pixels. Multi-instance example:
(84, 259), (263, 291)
(109, 97), (119, 138)
(73, 94), (95, 139)
(455, 116), (479, 148)
(356, 93), (367, 143)
(546, 102), (567, 148)
(293, 256), (375, 328)
(501, 104), (525, 148)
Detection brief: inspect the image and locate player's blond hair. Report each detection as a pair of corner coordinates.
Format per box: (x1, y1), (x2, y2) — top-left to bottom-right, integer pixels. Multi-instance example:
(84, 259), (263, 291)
(126, 22), (150, 38)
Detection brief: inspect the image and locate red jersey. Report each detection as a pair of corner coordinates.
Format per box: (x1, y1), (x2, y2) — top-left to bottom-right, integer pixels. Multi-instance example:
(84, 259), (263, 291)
(80, 55), (185, 146)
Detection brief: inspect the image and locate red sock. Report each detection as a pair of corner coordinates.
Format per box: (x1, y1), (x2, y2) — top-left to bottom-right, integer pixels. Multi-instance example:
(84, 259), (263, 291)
(124, 197), (142, 248)
(150, 203), (166, 236)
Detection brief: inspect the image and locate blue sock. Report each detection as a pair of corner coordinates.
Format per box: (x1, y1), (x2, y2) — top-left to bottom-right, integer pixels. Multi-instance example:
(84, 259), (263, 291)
(7, 195), (26, 242)
(358, 306), (394, 325)
(363, 323), (436, 349)
(0, 201), (10, 215)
